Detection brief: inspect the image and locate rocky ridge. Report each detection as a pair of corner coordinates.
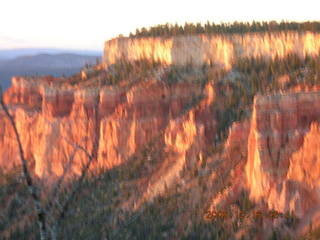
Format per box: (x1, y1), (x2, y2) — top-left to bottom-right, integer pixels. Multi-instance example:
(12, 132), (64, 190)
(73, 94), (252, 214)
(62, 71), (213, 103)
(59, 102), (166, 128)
(104, 32), (320, 69)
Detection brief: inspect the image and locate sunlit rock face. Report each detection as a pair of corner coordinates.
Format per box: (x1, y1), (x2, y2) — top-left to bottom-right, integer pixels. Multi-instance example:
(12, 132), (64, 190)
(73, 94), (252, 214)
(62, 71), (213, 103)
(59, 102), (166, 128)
(96, 79), (214, 171)
(3, 77), (42, 108)
(245, 91), (320, 218)
(0, 76), (216, 178)
(103, 32), (320, 69)
(136, 83), (217, 205)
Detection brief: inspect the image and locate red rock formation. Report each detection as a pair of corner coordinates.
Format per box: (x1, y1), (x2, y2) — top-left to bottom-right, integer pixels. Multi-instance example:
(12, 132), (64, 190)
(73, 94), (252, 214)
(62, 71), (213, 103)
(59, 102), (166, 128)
(135, 83), (217, 206)
(0, 75), (215, 179)
(209, 119), (251, 209)
(3, 77), (42, 108)
(245, 91), (320, 221)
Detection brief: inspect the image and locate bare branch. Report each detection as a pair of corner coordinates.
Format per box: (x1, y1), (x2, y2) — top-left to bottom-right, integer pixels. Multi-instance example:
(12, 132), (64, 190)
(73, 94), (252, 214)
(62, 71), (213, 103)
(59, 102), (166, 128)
(45, 147), (79, 213)
(0, 87), (34, 194)
(57, 139), (95, 221)
(0, 87), (48, 239)
(0, 87), (98, 239)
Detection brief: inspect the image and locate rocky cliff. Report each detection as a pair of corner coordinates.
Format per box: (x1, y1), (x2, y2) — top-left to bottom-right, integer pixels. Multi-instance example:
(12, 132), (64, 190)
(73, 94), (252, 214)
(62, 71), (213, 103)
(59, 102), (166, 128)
(104, 32), (320, 69)
(245, 90), (320, 223)
(0, 74), (215, 179)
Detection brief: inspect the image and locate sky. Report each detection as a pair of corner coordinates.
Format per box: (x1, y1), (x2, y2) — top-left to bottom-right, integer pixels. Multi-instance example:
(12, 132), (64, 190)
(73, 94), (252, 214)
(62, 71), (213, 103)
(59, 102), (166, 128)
(0, 0), (319, 51)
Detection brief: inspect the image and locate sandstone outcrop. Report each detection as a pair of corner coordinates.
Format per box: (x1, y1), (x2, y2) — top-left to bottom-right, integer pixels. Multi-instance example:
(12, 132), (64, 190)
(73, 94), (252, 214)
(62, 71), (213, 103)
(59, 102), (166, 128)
(104, 32), (320, 69)
(0, 75), (214, 179)
(245, 91), (320, 221)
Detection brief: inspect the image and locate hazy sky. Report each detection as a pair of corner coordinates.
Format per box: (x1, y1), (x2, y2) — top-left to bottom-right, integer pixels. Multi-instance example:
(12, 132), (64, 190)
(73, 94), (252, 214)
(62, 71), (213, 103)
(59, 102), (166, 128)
(1, 0), (319, 50)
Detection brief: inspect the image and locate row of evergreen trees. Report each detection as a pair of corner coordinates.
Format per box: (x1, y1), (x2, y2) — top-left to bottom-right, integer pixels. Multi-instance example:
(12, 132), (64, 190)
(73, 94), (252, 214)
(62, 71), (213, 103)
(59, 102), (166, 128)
(129, 21), (320, 38)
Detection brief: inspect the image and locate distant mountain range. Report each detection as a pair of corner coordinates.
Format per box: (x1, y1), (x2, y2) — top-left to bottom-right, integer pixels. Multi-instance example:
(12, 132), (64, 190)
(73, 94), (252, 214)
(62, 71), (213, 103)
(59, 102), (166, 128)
(0, 48), (101, 60)
(0, 53), (100, 69)
(0, 50), (101, 89)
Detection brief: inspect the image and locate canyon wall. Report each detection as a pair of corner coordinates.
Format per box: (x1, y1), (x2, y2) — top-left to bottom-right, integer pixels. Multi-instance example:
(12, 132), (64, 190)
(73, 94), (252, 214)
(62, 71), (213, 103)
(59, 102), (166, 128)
(245, 91), (320, 220)
(0, 76), (215, 179)
(104, 32), (320, 69)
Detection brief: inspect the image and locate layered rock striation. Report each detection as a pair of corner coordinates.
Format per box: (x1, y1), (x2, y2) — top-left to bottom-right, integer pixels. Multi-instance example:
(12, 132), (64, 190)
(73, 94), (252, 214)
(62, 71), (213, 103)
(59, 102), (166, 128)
(245, 90), (320, 219)
(104, 32), (320, 69)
